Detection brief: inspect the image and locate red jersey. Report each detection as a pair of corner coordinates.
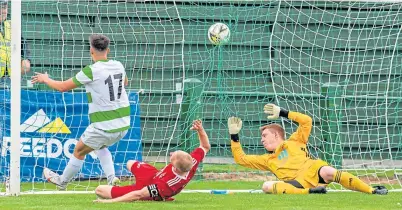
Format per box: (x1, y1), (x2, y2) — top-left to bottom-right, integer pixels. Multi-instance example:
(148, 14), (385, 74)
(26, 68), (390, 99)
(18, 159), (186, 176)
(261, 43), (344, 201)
(152, 147), (206, 198)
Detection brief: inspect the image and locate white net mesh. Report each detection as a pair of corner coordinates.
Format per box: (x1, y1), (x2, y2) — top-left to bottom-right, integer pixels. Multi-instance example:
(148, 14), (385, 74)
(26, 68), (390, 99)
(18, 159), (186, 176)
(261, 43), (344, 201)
(1, 0), (402, 193)
(1, 0), (186, 192)
(272, 1), (402, 190)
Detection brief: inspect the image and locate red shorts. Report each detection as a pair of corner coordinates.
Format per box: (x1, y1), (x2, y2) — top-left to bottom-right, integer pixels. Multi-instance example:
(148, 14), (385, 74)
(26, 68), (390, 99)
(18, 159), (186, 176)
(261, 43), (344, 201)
(111, 161), (159, 198)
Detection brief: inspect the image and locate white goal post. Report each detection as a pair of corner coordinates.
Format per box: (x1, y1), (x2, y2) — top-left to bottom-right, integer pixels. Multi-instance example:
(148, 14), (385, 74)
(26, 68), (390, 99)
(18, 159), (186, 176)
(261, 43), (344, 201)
(3, 0), (402, 197)
(8, 0), (21, 196)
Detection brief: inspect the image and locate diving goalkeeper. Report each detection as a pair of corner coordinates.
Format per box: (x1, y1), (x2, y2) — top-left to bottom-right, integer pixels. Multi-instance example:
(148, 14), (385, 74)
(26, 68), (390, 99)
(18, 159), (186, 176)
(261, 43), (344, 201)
(228, 104), (388, 195)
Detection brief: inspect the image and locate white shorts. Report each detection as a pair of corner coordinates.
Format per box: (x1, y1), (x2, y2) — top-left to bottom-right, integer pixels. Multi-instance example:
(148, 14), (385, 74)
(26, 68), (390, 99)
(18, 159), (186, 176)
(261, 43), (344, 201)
(81, 124), (128, 150)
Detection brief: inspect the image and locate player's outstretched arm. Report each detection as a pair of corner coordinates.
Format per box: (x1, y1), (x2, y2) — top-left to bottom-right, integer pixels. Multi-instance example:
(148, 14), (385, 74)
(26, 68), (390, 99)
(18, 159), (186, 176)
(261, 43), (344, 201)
(264, 103), (312, 144)
(190, 119), (211, 153)
(228, 117), (270, 171)
(31, 72), (77, 92)
(94, 186), (150, 203)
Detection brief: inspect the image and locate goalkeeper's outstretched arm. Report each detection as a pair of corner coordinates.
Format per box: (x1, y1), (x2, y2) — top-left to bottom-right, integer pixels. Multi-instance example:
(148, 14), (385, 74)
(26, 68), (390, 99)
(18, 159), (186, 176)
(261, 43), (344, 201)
(264, 104), (313, 144)
(228, 117), (270, 171)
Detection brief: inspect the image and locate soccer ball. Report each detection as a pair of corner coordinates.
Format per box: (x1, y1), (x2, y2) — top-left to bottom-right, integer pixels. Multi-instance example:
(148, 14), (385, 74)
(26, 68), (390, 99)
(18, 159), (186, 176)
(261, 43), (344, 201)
(208, 23), (230, 46)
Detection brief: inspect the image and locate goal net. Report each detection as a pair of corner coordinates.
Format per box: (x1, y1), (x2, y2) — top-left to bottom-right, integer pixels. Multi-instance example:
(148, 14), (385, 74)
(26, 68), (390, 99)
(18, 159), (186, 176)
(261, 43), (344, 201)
(271, 0), (402, 191)
(1, 0), (402, 194)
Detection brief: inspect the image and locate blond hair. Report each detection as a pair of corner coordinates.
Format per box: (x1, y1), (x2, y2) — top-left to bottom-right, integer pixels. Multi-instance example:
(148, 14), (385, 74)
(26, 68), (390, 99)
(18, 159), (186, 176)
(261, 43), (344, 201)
(259, 123), (285, 139)
(173, 151), (193, 172)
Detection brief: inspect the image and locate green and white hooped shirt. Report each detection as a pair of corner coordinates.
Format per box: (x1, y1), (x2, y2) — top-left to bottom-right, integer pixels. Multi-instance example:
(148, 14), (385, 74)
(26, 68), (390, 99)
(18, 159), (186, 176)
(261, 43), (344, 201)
(72, 60), (130, 133)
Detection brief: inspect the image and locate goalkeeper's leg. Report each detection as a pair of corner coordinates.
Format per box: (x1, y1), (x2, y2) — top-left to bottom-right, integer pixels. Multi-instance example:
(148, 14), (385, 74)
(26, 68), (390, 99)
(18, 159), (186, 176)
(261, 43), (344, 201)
(262, 181), (326, 194)
(319, 166), (387, 194)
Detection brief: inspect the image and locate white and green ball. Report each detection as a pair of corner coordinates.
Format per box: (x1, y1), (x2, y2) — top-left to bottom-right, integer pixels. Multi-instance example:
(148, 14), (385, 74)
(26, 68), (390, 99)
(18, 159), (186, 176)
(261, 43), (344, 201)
(208, 23), (230, 46)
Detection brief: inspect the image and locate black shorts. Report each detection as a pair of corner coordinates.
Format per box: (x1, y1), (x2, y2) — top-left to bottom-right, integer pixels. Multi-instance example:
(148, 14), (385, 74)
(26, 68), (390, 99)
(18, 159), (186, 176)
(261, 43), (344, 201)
(284, 180), (304, 189)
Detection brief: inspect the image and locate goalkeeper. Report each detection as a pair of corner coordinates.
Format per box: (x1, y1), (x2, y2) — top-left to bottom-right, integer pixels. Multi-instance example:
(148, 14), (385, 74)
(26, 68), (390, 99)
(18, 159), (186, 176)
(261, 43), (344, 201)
(228, 104), (388, 195)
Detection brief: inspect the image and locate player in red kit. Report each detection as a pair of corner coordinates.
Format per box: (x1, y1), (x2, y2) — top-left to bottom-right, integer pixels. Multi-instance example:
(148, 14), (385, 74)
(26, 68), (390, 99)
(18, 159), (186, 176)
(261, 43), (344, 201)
(93, 119), (210, 203)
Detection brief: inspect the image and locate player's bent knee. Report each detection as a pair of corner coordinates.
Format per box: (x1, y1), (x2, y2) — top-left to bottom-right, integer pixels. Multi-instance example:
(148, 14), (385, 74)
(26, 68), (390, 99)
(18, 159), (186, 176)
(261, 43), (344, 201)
(95, 186), (103, 196)
(126, 160), (137, 171)
(262, 181), (276, 193)
(319, 166), (337, 182)
(95, 185), (112, 199)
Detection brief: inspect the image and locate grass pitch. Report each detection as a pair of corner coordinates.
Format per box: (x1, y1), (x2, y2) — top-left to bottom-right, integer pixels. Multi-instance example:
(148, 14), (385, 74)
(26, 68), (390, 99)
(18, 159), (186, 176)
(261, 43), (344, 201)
(0, 181), (400, 210)
(1, 164), (401, 209)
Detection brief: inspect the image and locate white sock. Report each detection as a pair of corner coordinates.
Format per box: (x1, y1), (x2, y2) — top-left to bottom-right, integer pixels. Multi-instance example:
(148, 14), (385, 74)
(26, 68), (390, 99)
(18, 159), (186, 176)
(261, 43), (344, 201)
(95, 148), (115, 182)
(61, 155), (84, 183)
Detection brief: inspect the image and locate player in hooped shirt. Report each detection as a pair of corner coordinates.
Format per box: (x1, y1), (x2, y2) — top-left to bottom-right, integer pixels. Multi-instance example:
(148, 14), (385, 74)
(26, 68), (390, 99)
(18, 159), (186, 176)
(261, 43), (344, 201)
(94, 119), (210, 203)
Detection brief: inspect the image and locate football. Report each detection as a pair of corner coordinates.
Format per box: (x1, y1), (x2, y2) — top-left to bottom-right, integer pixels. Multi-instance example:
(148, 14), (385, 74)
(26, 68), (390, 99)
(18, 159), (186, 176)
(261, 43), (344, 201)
(208, 23), (230, 46)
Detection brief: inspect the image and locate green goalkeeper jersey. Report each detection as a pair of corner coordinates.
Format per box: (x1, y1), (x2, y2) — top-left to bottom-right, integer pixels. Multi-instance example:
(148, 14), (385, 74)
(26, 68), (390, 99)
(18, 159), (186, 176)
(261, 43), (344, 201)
(72, 59), (130, 133)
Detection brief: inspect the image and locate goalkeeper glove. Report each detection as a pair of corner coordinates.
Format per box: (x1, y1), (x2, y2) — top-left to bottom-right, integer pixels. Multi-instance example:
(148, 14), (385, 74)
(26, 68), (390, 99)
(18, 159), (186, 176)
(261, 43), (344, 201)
(228, 117), (242, 142)
(264, 103), (289, 119)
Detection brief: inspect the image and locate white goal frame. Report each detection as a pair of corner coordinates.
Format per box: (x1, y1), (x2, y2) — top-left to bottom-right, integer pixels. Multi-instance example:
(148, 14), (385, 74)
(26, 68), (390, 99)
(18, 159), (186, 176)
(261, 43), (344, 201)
(5, 0), (402, 196)
(8, 0), (21, 196)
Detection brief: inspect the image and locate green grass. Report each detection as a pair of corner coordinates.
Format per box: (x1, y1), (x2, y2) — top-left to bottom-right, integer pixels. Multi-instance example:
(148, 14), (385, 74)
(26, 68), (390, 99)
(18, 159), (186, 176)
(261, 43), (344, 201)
(0, 190), (401, 210)
(16, 180), (263, 192)
(2, 179), (401, 210)
(9, 163), (402, 192)
(2, 164), (401, 209)
(16, 180), (402, 192)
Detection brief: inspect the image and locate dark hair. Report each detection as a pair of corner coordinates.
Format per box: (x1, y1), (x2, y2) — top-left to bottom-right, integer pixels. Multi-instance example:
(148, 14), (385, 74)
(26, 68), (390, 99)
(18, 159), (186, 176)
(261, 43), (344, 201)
(89, 34), (110, 52)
